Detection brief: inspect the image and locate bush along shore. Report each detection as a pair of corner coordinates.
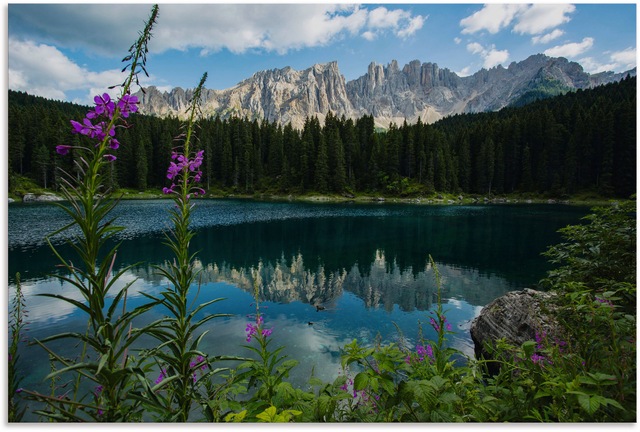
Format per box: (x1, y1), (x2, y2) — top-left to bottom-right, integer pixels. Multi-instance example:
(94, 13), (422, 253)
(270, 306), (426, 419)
(9, 6), (635, 422)
(9, 180), (615, 208)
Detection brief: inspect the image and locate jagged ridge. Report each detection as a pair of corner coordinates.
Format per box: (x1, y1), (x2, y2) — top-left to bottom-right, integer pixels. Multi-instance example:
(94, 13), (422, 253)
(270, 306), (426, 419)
(136, 54), (636, 129)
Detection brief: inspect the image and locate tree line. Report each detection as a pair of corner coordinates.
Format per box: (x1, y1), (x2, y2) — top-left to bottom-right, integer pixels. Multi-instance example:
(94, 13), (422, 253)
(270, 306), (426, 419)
(8, 75), (636, 198)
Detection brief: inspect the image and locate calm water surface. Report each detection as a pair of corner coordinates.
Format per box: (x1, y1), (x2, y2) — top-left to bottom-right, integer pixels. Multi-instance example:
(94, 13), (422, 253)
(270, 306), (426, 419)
(8, 199), (588, 412)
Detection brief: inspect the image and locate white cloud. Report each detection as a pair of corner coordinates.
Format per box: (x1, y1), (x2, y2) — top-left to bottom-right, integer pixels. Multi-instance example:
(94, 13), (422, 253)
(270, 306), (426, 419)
(467, 42), (484, 55)
(484, 48), (510, 68)
(397, 15), (426, 39)
(532, 29), (565, 45)
(460, 4), (526, 34)
(8, 38), (142, 104)
(457, 66), (473, 77)
(579, 47), (636, 73)
(513, 4), (575, 35)
(9, 4), (150, 57)
(466, 42), (510, 69)
(578, 57), (616, 74)
(454, 37), (462, 45)
(362, 31), (377, 42)
(461, 4), (575, 36)
(10, 4), (425, 58)
(544, 37), (594, 58)
(610, 47), (637, 70)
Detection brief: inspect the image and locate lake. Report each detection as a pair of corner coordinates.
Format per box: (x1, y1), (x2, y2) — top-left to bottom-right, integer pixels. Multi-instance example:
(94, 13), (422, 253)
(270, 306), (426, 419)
(8, 199), (588, 414)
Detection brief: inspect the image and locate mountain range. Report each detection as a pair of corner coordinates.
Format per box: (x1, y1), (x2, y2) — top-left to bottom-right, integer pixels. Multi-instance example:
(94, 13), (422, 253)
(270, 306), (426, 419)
(136, 54), (636, 129)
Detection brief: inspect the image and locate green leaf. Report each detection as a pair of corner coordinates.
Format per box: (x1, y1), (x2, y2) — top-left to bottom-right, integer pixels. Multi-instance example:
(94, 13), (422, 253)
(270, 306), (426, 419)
(96, 353), (108, 375)
(225, 410), (247, 423)
(256, 406), (277, 422)
(577, 394), (600, 416)
(353, 372), (370, 391)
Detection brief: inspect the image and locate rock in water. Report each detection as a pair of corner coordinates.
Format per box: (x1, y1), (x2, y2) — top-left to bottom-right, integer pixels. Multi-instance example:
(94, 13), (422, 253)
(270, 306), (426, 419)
(470, 288), (560, 365)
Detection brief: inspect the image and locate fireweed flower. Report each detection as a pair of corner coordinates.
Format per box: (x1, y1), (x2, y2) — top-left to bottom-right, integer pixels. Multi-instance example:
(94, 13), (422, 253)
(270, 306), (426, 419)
(155, 368), (167, 385)
(117, 93), (139, 118)
(93, 93), (115, 118)
(162, 150), (205, 195)
(63, 90), (137, 164)
(416, 344), (434, 362)
(56, 145), (72, 155)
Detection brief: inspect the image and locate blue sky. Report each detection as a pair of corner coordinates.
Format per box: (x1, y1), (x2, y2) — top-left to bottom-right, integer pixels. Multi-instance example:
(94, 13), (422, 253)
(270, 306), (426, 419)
(6, 3), (637, 105)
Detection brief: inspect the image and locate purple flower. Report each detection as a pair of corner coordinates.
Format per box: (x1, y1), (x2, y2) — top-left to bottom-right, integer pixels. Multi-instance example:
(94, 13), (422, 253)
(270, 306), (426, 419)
(166, 162), (180, 180)
(103, 154), (117, 162)
(596, 297), (613, 307)
(416, 344), (434, 362)
(70, 118), (95, 136)
(109, 138), (120, 150)
(164, 149), (206, 196)
(262, 328), (273, 338)
(56, 145), (72, 155)
(245, 322), (258, 342)
(430, 317), (440, 332)
(94, 93), (115, 118)
(94, 385), (103, 395)
(155, 368), (167, 384)
(531, 353), (546, 365)
(117, 93), (139, 118)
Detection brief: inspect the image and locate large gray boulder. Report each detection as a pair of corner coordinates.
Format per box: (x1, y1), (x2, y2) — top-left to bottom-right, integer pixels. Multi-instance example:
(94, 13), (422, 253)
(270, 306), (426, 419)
(470, 288), (561, 363)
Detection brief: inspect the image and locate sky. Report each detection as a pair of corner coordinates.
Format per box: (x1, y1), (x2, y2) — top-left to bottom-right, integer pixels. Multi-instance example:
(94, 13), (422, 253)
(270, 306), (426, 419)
(6, 2), (637, 106)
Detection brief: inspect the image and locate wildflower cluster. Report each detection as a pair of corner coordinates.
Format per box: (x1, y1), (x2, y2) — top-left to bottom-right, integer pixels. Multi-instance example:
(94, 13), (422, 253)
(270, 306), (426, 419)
(529, 330), (567, 366)
(56, 92), (139, 161)
(161, 72), (208, 198)
(429, 313), (452, 333)
(339, 373), (380, 413)
(405, 343), (434, 364)
(189, 355), (208, 383)
(245, 314), (273, 343)
(163, 149), (205, 196)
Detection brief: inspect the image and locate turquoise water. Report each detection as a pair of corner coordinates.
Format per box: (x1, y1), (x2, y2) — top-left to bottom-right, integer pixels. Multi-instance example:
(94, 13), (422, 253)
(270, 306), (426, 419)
(8, 199), (588, 409)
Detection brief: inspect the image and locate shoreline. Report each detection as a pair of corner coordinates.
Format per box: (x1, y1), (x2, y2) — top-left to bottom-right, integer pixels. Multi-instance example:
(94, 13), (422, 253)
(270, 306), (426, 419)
(10, 188), (617, 207)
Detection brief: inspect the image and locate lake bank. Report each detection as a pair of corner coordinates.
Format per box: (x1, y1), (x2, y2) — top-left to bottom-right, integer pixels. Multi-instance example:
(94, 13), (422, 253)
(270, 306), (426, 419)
(10, 186), (615, 207)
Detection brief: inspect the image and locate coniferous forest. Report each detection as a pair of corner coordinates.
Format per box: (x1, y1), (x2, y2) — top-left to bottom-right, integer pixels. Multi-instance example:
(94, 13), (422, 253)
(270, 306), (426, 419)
(8, 75), (636, 199)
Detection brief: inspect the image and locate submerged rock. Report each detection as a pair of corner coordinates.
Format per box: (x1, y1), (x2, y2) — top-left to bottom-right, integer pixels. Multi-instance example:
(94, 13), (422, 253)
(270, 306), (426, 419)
(470, 288), (561, 365)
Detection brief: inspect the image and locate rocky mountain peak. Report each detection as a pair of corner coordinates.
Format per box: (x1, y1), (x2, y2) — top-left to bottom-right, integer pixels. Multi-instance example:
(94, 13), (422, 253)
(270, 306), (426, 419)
(136, 54), (635, 129)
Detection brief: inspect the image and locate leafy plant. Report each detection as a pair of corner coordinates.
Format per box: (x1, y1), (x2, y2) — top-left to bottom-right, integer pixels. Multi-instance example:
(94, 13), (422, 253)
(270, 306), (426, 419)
(23, 5), (160, 421)
(137, 72), (236, 421)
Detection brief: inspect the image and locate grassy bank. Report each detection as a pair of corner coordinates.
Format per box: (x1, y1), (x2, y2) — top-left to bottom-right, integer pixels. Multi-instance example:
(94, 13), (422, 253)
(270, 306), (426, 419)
(9, 175), (614, 206)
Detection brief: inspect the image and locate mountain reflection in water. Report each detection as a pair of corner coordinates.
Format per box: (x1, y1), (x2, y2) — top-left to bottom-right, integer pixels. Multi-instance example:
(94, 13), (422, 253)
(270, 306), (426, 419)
(8, 200), (589, 415)
(181, 249), (513, 312)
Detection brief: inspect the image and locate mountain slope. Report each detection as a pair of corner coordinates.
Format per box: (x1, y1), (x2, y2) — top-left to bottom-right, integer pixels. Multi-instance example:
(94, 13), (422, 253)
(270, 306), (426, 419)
(136, 54), (635, 128)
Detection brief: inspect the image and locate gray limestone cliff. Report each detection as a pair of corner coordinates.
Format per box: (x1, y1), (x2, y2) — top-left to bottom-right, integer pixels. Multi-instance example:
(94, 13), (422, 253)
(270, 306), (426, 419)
(136, 54), (636, 129)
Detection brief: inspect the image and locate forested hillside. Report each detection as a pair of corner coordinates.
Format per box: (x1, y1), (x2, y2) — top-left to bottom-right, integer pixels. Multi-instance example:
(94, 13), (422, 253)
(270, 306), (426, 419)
(8, 75), (636, 198)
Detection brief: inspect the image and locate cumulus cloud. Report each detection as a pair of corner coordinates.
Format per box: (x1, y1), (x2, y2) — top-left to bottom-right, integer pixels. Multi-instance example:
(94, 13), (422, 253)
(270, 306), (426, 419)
(544, 37), (594, 58)
(8, 4), (425, 101)
(532, 29), (565, 45)
(8, 38), (138, 103)
(9, 4), (425, 57)
(460, 4), (526, 34)
(513, 4), (575, 35)
(466, 42), (509, 69)
(610, 47), (637, 70)
(579, 47), (636, 73)
(460, 4), (575, 36)
(8, 4), (150, 56)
